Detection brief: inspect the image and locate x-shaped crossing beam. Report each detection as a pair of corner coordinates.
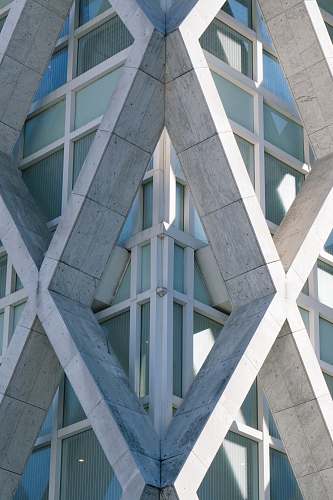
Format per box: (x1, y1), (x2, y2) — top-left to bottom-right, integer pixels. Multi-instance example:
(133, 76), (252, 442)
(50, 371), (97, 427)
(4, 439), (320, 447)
(0, 0), (333, 499)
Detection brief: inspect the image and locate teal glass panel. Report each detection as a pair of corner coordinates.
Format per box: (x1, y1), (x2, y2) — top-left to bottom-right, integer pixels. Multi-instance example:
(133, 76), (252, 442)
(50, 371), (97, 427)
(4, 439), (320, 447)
(198, 431), (259, 499)
(175, 182), (185, 230)
(174, 244), (185, 293)
(201, 19), (253, 77)
(256, 1), (273, 46)
(102, 310), (130, 375)
(213, 71), (254, 131)
(75, 69), (121, 129)
(222, 0), (252, 27)
(267, 400), (281, 439)
(14, 446), (50, 500)
(265, 153), (303, 225)
(0, 16), (6, 31)
(63, 377), (86, 427)
(140, 243), (151, 292)
(173, 303), (183, 397)
(34, 48), (68, 101)
(59, 15), (69, 38)
(0, 254), (7, 298)
(299, 307), (309, 333)
(11, 302), (26, 341)
(112, 262), (131, 305)
(318, 260), (333, 308)
(193, 313), (223, 375)
(193, 208), (208, 242)
(318, 0), (333, 16)
(22, 149), (64, 220)
(270, 449), (302, 500)
(60, 429), (122, 500)
(142, 180), (153, 230)
(77, 16), (133, 75)
(264, 104), (304, 161)
(73, 131), (96, 186)
(235, 134), (255, 184)
(0, 312), (4, 355)
(263, 51), (293, 106)
(325, 228), (333, 256)
(140, 302), (150, 397)
(324, 372), (333, 398)
(79, 0), (110, 25)
(15, 272), (23, 291)
(38, 405), (54, 436)
(194, 258), (212, 305)
(326, 22), (333, 42)
(238, 381), (258, 429)
(117, 193), (140, 244)
(320, 317), (333, 365)
(0, 0), (11, 9)
(24, 100), (65, 157)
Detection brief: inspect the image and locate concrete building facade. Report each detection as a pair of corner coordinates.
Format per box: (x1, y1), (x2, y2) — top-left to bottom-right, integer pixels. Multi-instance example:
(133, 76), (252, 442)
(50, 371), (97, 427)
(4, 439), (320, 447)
(0, 0), (333, 498)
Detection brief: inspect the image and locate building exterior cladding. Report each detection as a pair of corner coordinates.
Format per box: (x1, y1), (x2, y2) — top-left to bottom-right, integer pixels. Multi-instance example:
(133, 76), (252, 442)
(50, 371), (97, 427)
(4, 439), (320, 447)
(0, 0), (333, 498)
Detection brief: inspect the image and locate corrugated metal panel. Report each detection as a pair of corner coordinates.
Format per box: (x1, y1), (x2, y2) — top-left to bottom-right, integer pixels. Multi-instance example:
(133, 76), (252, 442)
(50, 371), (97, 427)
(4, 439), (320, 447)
(201, 18), (253, 77)
(77, 16), (133, 75)
(60, 429), (122, 500)
(23, 149), (64, 220)
(14, 446), (51, 500)
(270, 449), (302, 500)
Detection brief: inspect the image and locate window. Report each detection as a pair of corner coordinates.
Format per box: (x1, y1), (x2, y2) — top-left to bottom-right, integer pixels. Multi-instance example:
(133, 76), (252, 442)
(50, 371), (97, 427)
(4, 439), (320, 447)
(0, 0), (11, 9)
(139, 243), (151, 292)
(194, 258), (212, 305)
(38, 405), (54, 436)
(0, 311), (4, 355)
(263, 51), (293, 106)
(63, 377), (86, 427)
(299, 307), (310, 333)
(60, 430), (122, 500)
(10, 301), (26, 342)
(75, 69), (121, 129)
(198, 432), (259, 499)
(174, 244), (185, 293)
(0, 254), (7, 298)
(270, 449), (302, 500)
(201, 19), (253, 78)
(324, 228), (333, 256)
(142, 180), (153, 230)
(324, 372), (333, 398)
(79, 0), (110, 26)
(73, 132), (96, 186)
(24, 100), (65, 157)
(0, 16), (6, 32)
(238, 381), (258, 429)
(319, 317), (333, 365)
(34, 48), (68, 101)
(326, 22), (333, 42)
(317, 260), (333, 308)
(235, 134), (255, 184)
(175, 182), (185, 230)
(222, 0), (252, 28)
(112, 262), (131, 305)
(213, 72), (254, 131)
(102, 310), (130, 375)
(22, 149), (64, 220)
(269, 406), (280, 439)
(140, 302), (150, 397)
(77, 16), (133, 75)
(265, 153), (303, 225)
(14, 446), (50, 500)
(173, 303), (183, 398)
(193, 313), (222, 375)
(264, 104), (304, 161)
(318, 0), (333, 16)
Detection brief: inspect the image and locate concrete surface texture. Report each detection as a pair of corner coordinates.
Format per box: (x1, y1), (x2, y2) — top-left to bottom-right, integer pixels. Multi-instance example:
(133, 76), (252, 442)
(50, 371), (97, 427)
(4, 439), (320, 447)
(0, 0), (332, 498)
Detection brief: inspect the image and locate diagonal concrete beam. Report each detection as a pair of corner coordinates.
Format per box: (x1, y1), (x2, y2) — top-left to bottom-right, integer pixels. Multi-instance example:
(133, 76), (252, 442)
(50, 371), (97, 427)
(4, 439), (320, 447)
(0, 0), (73, 154)
(257, 0), (333, 160)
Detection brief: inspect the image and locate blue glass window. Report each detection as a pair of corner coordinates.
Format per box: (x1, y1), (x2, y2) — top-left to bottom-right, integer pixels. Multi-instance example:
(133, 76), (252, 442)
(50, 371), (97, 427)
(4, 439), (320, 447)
(222, 0), (252, 28)
(34, 48), (68, 101)
(14, 447), (50, 500)
(263, 51), (293, 106)
(270, 449), (302, 500)
(79, 0), (110, 25)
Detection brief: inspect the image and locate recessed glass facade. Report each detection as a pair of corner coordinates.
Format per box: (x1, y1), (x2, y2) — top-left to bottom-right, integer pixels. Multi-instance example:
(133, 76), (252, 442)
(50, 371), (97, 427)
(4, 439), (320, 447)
(3, 0), (333, 498)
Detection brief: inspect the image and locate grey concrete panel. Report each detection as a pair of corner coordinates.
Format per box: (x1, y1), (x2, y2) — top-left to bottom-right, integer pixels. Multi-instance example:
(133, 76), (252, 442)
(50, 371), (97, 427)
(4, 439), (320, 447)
(0, 468), (21, 499)
(0, 0), (72, 153)
(258, 0), (333, 159)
